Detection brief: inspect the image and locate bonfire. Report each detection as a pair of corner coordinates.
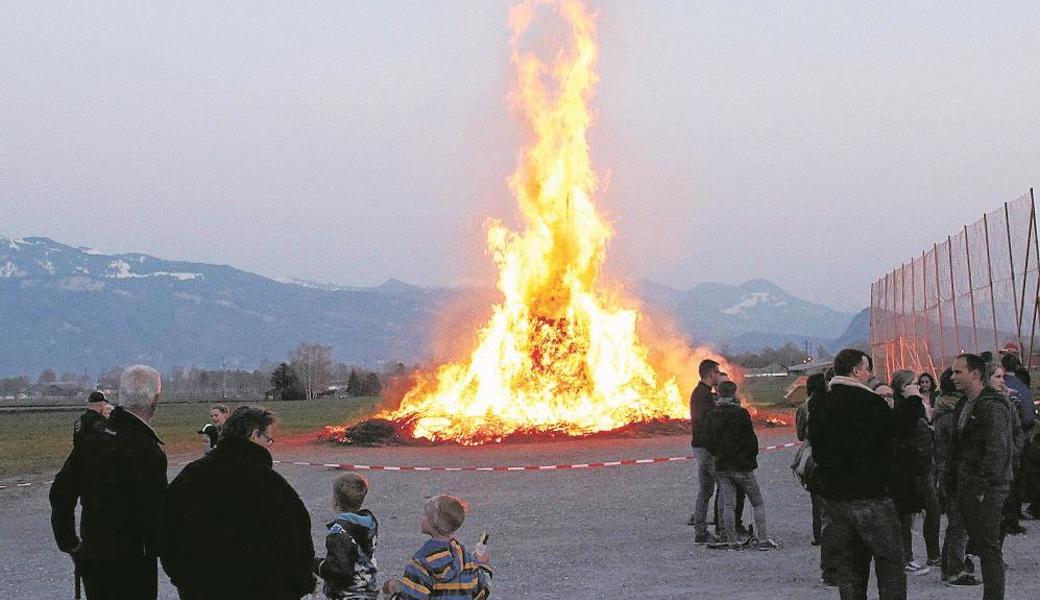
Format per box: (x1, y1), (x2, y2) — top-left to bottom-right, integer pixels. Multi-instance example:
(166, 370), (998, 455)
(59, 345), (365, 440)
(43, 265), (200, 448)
(333, 0), (731, 445)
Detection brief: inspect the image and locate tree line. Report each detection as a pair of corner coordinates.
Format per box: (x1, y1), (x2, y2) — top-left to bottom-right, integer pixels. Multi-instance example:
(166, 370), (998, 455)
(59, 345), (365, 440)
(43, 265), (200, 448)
(0, 342), (409, 403)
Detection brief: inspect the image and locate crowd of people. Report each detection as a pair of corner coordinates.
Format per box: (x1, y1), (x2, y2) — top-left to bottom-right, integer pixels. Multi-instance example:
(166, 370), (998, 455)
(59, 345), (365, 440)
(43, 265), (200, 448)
(44, 349), (1040, 599)
(48, 365), (493, 600)
(688, 347), (1037, 600)
(797, 348), (1036, 600)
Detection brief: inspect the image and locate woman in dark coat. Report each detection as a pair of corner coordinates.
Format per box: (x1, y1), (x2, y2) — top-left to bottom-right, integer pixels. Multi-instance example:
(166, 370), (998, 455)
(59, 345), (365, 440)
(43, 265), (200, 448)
(890, 369), (939, 576)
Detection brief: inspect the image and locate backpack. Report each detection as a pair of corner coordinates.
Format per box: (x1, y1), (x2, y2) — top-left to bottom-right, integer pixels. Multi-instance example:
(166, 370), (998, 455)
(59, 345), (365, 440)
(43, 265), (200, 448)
(790, 441), (816, 488)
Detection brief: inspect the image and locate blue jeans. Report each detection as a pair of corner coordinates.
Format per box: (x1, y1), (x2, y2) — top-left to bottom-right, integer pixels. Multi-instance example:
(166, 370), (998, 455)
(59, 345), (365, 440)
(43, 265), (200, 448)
(691, 447), (716, 535)
(824, 497), (906, 600)
(717, 470), (768, 542)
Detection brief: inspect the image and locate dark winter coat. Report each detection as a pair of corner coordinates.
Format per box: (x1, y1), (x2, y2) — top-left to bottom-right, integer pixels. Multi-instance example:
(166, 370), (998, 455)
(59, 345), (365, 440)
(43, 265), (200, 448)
(890, 395), (934, 513)
(72, 408), (106, 446)
(158, 436), (316, 600)
(947, 386), (1014, 496)
(50, 406), (168, 559)
(808, 376), (896, 501)
(314, 510), (379, 600)
(932, 393), (961, 496)
(689, 381), (715, 448)
(701, 400), (759, 472)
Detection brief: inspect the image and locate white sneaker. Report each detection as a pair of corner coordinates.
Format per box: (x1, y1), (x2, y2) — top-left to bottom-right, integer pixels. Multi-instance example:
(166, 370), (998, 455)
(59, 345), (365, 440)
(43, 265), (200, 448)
(904, 561), (930, 576)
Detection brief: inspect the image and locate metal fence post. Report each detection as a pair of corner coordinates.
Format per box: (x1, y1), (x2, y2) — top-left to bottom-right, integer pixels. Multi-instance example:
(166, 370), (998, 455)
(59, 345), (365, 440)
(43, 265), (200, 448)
(983, 213), (1000, 352)
(1028, 189), (1040, 366)
(963, 226), (980, 352)
(948, 236), (962, 354)
(934, 243), (946, 367)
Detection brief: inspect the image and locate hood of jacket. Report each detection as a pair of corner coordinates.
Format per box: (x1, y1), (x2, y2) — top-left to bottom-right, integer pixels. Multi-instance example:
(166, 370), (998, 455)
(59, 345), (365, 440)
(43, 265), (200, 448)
(327, 509), (378, 552)
(933, 393), (960, 417)
(828, 375), (879, 395)
(414, 538), (468, 583)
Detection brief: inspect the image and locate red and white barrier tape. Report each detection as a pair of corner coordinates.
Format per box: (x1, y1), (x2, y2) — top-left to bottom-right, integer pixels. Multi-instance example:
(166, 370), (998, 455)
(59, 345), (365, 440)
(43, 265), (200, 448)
(0, 441), (800, 490)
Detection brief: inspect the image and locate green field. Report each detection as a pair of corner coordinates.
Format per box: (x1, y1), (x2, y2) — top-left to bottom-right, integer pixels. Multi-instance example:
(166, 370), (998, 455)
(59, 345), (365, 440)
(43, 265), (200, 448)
(1, 378), (800, 481)
(741, 375), (800, 406)
(0, 397), (379, 480)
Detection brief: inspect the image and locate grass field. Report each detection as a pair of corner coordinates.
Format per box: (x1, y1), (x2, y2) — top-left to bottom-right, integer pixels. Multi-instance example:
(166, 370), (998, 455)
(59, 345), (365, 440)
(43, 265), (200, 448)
(741, 375), (799, 406)
(0, 377), (798, 481)
(0, 397), (379, 480)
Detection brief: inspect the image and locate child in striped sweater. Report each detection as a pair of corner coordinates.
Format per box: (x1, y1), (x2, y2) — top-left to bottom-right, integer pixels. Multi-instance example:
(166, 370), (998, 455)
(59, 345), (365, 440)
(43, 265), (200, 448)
(383, 495), (492, 600)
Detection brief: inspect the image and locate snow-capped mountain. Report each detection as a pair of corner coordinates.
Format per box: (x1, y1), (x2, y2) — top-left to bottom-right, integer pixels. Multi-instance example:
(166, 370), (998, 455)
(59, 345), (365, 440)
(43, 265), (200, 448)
(633, 278), (856, 345)
(0, 237), (862, 375)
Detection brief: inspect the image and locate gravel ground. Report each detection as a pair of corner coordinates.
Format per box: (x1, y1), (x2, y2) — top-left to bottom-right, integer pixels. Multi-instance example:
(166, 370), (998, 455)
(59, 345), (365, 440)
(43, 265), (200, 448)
(3, 426), (1037, 599)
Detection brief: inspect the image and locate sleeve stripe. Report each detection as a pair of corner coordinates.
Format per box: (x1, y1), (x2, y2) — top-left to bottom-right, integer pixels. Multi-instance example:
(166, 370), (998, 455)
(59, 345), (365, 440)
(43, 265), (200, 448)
(401, 576), (431, 596)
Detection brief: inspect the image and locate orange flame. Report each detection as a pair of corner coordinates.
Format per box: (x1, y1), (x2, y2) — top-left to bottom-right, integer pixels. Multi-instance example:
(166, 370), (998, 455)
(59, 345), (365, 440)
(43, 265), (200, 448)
(383, 0), (726, 444)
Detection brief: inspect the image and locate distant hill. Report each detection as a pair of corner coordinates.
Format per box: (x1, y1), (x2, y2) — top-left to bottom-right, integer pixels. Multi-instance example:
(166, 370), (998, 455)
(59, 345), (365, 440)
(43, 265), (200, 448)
(633, 279), (859, 351)
(0, 237), (864, 375)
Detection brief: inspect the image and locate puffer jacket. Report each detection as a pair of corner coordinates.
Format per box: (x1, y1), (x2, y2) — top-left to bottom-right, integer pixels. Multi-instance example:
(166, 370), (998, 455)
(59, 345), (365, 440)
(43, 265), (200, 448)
(948, 386), (1014, 496)
(315, 510), (379, 599)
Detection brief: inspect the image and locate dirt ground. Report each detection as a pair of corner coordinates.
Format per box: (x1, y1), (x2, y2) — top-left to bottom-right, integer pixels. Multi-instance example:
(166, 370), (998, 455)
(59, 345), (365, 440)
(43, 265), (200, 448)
(3, 426), (1037, 599)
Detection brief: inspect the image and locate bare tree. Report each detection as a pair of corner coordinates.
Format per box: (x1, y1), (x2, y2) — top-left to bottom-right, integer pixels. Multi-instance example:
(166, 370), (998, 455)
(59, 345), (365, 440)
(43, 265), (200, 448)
(290, 342), (333, 400)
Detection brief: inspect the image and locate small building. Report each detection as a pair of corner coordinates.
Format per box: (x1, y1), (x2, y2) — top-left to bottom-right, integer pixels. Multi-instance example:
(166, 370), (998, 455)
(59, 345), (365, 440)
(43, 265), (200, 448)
(744, 363), (788, 378)
(786, 360), (833, 376)
(783, 376), (809, 406)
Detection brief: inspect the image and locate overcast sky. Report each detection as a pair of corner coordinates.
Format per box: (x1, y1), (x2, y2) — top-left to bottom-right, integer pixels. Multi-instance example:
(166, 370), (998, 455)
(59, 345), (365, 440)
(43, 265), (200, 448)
(2, 1), (1039, 312)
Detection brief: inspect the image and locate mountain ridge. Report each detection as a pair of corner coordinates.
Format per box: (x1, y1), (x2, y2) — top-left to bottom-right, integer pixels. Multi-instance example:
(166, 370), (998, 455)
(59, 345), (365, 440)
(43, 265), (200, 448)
(1, 236), (867, 375)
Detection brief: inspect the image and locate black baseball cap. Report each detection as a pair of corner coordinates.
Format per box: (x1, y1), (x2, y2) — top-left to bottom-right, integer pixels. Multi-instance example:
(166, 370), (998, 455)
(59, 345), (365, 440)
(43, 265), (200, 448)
(88, 390), (107, 404)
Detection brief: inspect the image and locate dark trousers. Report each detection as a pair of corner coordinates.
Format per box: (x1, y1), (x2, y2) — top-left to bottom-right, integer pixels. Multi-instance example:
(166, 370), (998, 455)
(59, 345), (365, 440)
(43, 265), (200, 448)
(817, 495), (839, 581)
(811, 492), (823, 542)
(824, 497), (906, 600)
(941, 492), (968, 579)
(77, 555), (158, 600)
(921, 476), (942, 561)
(958, 487), (1008, 600)
(898, 511), (916, 564)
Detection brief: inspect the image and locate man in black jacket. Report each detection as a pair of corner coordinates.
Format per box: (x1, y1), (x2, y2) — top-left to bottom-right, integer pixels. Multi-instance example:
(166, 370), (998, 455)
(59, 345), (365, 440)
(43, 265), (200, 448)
(948, 353), (1014, 599)
(809, 349), (905, 600)
(702, 381), (777, 551)
(689, 358), (722, 542)
(50, 365), (167, 600)
(72, 390), (111, 446)
(159, 406), (316, 600)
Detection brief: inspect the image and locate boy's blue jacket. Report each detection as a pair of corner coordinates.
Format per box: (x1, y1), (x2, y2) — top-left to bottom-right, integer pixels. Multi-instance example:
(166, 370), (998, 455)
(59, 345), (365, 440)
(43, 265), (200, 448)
(314, 509), (379, 599)
(400, 538), (492, 600)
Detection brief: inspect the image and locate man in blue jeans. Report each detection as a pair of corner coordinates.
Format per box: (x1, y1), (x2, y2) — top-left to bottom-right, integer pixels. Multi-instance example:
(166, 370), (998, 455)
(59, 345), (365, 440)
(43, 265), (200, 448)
(809, 349), (905, 600)
(948, 353), (1014, 600)
(689, 358), (722, 543)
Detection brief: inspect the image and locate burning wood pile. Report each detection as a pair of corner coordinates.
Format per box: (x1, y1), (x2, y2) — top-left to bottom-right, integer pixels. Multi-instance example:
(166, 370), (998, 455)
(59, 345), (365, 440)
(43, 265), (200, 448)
(329, 1), (735, 445)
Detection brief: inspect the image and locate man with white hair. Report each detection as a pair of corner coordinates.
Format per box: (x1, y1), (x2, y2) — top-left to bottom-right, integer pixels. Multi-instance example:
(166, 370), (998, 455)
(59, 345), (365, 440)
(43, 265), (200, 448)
(50, 365), (168, 600)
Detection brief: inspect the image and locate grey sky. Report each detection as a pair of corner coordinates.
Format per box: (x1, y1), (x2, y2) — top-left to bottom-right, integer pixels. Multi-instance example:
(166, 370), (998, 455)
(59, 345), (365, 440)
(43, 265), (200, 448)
(2, 1), (1038, 313)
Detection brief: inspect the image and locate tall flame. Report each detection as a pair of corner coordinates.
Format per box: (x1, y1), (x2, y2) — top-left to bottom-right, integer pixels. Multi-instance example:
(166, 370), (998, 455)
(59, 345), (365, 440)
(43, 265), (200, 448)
(384, 0), (700, 443)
